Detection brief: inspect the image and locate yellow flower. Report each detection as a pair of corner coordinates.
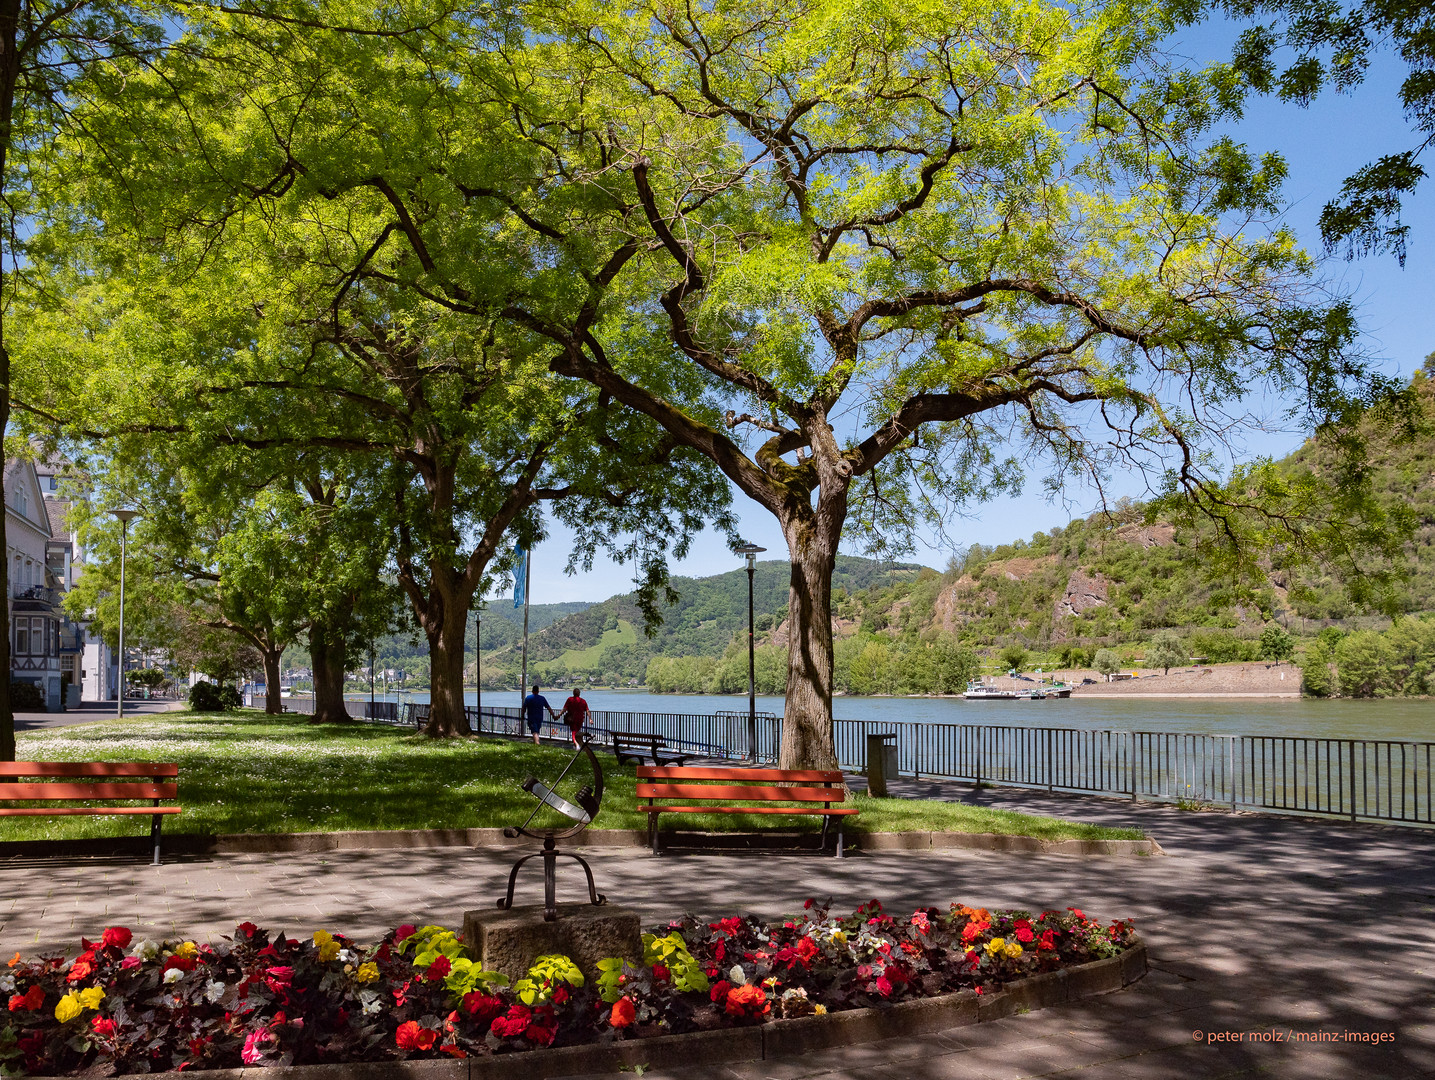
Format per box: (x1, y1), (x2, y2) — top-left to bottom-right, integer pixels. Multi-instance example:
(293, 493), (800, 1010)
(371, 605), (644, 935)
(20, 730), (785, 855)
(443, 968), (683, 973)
(313, 930), (334, 946)
(984, 938), (1007, 957)
(355, 962), (379, 983)
(813, 1003), (828, 1016)
(173, 942), (199, 960)
(1003, 942), (1024, 959)
(78, 987), (106, 1010)
(317, 941), (340, 963)
(55, 991), (83, 1023)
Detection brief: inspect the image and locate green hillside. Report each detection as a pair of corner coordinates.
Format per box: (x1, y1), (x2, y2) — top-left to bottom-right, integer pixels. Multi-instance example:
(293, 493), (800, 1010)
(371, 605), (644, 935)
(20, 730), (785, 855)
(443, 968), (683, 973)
(482, 368), (1435, 697)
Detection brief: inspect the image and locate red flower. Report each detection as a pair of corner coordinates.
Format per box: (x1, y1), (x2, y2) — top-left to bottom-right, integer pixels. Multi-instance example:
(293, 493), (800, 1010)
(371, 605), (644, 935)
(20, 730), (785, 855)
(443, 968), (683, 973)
(91, 1017), (118, 1038)
(523, 1006), (558, 1046)
(395, 1021), (437, 1051)
(651, 963), (670, 982)
(461, 991), (505, 1025)
(724, 984), (768, 1019)
(67, 952), (97, 983)
(1013, 918), (1032, 931)
(609, 997), (636, 1028)
(490, 1004), (532, 1039)
(17, 1030), (44, 1056)
(439, 1045), (468, 1058)
(714, 940), (726, 962)
(426, 955), (452, 981)
(10, 985), (45, 1011)
(236, 922), (258, 939)
(710, 917), (742, 936)
(162, 955), (198, 974)
(101, 927), (133, 950)
(875, 975), (893, 997)
(119, 956), (141, 972)
(263, 966), (294, 994)
(709, 980), (731, 1003)
(961, 920), (990, 944)
(1015, 928), (1034, 944)
(1037, 931), (1057, 951)
(552, 985), (570, 1005)
(394, 924), (417, 945)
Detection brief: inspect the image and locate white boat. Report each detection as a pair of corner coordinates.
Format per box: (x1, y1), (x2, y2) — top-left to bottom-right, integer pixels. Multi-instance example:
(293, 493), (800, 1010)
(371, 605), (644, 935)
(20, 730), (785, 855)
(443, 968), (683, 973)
(963, 683), (1019, 700)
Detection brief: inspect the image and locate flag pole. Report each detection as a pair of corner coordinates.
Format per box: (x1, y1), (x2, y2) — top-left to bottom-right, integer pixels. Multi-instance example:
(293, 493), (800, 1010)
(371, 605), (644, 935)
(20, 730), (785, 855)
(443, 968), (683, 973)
(518, 550), (532, 709)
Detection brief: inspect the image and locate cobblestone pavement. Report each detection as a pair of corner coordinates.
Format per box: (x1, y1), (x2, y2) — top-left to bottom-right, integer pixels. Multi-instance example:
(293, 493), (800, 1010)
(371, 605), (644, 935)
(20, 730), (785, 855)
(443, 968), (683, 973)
(2, 777), (1432, 1078)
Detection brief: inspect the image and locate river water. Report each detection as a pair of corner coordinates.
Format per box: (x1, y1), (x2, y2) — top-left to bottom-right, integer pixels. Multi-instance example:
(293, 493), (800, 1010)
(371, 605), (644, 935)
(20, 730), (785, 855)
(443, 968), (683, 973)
(355, 689), (1433, 743)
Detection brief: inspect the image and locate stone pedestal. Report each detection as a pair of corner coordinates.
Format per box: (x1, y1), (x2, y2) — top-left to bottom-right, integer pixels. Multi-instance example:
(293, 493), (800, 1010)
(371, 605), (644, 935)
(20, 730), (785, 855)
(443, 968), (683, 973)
(462, 904), (643, 983)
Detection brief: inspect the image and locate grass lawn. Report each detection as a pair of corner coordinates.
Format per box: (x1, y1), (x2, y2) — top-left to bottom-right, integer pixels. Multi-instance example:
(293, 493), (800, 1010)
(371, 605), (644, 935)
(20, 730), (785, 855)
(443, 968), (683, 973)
(2, 710), (1143, 843)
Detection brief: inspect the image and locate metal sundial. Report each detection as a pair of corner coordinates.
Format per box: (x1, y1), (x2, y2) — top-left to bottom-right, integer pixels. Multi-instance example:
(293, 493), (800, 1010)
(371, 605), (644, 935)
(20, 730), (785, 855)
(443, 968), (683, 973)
(497, 736), (607, 921)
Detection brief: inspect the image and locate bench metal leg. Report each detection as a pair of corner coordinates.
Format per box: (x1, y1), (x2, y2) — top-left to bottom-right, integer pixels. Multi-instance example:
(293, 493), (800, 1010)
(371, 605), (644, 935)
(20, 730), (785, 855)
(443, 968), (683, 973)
(648, 815), (660, 855)
(836, 820), (845, 859)
(151, 814), (163, 866)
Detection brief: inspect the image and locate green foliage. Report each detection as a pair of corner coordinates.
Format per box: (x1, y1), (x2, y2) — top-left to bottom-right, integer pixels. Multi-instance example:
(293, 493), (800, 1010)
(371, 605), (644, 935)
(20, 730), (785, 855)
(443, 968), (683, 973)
(1093, 649), (1123, 677)
(9, 681), (44, 711)
(640, 934), (709, 994)
(1259, 626), (1295, 662)
(187, 681), (241, 712)
(998, 645), (1029, 673)
(514, 955), (585, 1005)
(1146, 630), (1186, 674)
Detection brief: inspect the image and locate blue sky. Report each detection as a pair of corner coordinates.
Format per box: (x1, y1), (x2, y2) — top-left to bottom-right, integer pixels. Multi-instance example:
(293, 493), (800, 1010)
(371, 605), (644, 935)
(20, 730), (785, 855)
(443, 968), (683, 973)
(513, 36), (1435, 606)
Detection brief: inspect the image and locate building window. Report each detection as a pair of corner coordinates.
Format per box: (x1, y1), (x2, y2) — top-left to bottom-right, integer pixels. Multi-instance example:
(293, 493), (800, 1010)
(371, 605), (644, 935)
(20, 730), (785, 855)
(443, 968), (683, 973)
(16, 620), (28, 655)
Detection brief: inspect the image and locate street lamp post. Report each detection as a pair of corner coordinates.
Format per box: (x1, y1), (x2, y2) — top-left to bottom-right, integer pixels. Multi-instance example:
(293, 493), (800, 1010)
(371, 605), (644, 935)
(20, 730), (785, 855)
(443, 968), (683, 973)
(734, 543), (766, 762)
(110, 509), (140, 718)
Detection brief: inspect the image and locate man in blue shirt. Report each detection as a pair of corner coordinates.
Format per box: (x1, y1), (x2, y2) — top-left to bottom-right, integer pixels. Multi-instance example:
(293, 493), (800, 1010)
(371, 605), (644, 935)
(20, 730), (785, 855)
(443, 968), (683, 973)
(523, 684), (555, 745)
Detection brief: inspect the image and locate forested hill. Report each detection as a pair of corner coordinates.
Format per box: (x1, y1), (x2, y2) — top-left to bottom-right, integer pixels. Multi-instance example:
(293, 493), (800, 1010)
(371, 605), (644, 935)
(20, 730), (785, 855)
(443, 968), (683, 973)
(483, 368), (1434, 691)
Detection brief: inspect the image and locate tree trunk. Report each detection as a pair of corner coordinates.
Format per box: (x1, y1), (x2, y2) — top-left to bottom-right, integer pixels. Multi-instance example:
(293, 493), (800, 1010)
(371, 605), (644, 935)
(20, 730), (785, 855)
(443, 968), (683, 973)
(309, 623), (352, 724)
(423, 590), (471, 737)
(777, 502), (843, 772)
(0, 0), (18, 764)
(262, 646), (283, 714)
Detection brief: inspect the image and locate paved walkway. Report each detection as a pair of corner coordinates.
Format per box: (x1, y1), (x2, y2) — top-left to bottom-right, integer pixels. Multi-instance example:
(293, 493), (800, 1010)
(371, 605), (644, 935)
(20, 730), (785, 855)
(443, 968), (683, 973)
(14, 699), (183, 731)
(2, 781), (1432, 1078)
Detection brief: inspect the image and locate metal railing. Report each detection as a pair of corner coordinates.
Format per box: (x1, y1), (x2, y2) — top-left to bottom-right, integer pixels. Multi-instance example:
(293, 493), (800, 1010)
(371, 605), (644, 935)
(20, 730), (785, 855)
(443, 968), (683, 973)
(261, 697), (1431, 829)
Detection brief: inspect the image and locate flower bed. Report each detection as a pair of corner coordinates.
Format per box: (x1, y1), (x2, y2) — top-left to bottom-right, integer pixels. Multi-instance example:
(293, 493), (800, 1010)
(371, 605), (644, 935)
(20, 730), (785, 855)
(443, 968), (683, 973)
(1, 902), (1138, 1076)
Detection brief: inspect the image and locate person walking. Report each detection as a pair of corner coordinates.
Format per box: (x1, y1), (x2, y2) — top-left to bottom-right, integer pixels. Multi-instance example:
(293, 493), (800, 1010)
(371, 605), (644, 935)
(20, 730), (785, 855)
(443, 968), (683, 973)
(559, 687), (589, 746)
(523, 684), (556, 745)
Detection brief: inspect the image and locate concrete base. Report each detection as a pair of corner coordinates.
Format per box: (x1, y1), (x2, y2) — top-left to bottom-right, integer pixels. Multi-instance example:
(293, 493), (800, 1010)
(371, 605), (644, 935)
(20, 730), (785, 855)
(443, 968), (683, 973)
(462, 903), (642, 983)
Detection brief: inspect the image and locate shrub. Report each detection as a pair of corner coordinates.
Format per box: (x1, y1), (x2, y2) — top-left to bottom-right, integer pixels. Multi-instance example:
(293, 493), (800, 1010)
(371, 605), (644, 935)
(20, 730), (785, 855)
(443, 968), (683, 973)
(997, 644), (1029, 673)
(1093, 649), (1122, 678)
(10, 679), (45, 711)
(189, 681), (241, 712)
(1145, 630), (1185, 674)
(1259, 626), (1295, 662)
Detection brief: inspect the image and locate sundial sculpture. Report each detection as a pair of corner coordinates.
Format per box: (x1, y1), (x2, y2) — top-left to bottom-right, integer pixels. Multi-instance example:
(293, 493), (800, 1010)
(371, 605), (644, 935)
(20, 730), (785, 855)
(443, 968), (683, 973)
(497, 736), (607, 922)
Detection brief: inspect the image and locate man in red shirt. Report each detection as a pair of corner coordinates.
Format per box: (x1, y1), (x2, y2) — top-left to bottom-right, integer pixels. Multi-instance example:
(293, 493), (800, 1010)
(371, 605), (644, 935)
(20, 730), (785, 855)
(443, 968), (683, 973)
(559, 687), (589, 745)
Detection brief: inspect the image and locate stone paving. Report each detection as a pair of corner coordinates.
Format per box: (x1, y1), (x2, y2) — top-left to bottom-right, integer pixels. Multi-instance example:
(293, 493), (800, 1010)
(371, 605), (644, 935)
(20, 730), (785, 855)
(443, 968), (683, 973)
(2, 778), (1433, 1078)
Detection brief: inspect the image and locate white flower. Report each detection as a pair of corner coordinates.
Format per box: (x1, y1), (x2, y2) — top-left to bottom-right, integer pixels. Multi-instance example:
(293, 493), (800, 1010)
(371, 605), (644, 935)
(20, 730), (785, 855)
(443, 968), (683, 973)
(362, 997), (382, 1016)
(728, 964), (747, 986)
(163, 967), (185, 984)
(337, 949), (355, 964)
(131, 939), (160, 961)
(0, 974), (15, 993)
(204, 980), (226, 1003)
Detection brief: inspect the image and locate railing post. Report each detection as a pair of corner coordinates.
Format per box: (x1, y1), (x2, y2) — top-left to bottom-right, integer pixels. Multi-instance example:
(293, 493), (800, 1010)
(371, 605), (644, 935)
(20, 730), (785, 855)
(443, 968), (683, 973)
(1047, 728), (1054, 792)
(1348, 740), (1358, 822)
(1228, 737), (1236, 812)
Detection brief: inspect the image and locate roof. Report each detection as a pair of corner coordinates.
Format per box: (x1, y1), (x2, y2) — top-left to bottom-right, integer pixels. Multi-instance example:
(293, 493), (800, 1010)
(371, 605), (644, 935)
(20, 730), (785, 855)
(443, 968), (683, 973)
(46, 498), (71, 539)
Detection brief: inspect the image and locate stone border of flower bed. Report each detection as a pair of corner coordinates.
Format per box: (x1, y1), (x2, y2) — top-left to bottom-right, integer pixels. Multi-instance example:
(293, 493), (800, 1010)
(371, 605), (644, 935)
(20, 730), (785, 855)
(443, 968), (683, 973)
(0, 828), (1161, 860)
(98, 937), (1145, 1080)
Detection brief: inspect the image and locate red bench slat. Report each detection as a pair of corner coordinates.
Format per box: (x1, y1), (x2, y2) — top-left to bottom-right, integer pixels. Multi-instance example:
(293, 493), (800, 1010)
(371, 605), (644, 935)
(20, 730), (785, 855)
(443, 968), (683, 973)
(0, 762), (178, 778)
(635, 783), (846, 802)
(0, 807), (183, 817)
(641, 805), (860, 816)
(0, 782), (177, 801)
(638, 766), (842, 783)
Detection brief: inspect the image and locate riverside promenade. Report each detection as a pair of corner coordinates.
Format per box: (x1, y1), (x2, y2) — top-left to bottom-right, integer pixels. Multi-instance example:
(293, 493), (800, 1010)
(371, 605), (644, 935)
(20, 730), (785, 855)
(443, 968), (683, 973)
(2, 778), (1431, 1079)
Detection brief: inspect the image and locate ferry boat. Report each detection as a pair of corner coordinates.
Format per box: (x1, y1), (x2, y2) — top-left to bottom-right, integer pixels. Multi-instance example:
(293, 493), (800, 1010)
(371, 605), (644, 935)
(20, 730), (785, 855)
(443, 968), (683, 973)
(962, 682), (1019, 700)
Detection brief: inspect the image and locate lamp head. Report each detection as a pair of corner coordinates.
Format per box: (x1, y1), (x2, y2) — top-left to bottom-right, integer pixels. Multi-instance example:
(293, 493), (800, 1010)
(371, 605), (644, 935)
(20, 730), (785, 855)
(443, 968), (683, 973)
(110, 508), (140, 525)
(734, 542), (766, 568)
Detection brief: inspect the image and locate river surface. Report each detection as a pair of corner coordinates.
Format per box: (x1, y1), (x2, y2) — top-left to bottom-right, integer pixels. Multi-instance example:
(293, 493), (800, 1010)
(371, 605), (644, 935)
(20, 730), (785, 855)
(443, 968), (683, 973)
(351, 689), (1433, 742)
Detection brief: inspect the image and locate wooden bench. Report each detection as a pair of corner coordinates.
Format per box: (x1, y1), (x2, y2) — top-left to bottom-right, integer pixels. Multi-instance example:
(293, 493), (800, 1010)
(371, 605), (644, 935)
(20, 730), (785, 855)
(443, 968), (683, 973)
(611, 731), (691, 768)
(636, 765), (857, 857)
(0, 762), (181, 864)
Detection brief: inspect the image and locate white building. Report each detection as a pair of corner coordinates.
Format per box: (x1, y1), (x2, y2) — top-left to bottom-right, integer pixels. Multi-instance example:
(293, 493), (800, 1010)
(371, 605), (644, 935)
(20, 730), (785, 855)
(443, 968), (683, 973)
(34, 456), (114, 704)
(6, 458), (77, 710)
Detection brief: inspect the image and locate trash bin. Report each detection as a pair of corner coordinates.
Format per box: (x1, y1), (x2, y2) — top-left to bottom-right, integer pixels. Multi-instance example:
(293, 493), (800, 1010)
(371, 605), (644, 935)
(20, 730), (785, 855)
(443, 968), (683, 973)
(866, 733), (900, 797)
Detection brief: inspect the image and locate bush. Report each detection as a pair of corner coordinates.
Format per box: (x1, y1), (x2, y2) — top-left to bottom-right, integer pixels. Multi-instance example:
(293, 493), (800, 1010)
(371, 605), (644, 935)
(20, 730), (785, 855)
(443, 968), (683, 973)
(1093, 648), (1122, 677)
(10, 680), (45, 711)
(1145, 630), (1185, 674)
(189, 681), (242, 712)
(1259, 626), (1295, 662)
(997, 644), (1029, 673)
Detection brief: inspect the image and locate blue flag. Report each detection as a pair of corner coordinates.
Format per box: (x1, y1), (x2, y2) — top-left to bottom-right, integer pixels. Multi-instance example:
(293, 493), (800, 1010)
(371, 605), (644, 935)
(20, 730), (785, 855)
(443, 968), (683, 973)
(513, 546), (527, 609)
